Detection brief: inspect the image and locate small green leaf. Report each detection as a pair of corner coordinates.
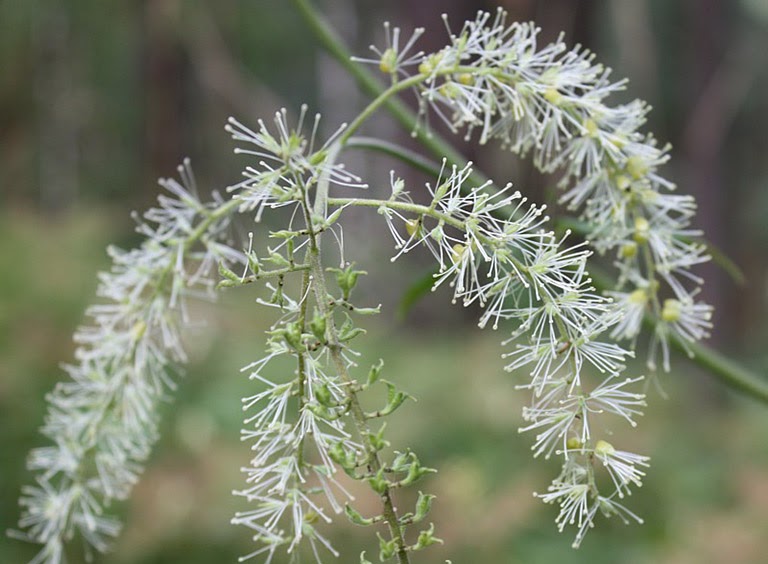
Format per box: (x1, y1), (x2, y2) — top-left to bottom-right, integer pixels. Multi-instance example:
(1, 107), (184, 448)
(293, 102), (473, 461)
(396, 268), (438, 320)
(309, 309), (327, 341)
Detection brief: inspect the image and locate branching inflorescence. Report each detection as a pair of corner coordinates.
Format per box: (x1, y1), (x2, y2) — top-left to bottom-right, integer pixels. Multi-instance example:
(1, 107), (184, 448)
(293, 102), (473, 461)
(16, 6), (713, 563)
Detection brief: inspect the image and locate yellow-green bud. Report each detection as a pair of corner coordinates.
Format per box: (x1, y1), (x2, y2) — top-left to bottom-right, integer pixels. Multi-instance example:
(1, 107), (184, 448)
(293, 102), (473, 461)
(131, 320), (147, 342)
(456, 72), (474, 85)
(379, 48), (397, 74)
(451, 243), (465, 263)
(628, 288), (647, 305)
(594, 439), (615, 457)
(543, 87), (563, 106)
(439, 81), (460, 99)
(566, 437), (582, 450)
(633, 216), (650, 244)
(418, 52), (442, 75)
(626, 155), (649, 180)
(583, 118), (599, 138)
(615, 174), (631, 192)
(620, 241), (638, 259)
(405, 219), (420, 237)
(661, 299), (682, 323)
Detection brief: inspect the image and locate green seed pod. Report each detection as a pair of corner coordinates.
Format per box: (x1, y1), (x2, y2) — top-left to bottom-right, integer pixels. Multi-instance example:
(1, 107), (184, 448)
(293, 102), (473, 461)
(345, 504), (376, 526)
(377, 533), (397, 560)
(309, 310), (327, 341)
(413, 491), (436, 523)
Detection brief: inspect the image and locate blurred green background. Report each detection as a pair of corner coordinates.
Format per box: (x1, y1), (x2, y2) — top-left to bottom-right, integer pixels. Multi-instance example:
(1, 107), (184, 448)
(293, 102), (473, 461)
(2, 0), (768, 562)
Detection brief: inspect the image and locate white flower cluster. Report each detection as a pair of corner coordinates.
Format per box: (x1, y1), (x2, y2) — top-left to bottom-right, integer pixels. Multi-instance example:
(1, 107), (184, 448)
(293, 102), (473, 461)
(15, 162), (241, 564)
(231, 298), (356, 563)
(381, 163), (649, 547)
(226, 106), (366, 220)
(368, 9), (712, 371)
(226, 111), (365, 563)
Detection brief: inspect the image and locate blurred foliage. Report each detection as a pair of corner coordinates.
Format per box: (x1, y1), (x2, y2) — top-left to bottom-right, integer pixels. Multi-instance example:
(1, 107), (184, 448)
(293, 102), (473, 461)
(2, 0), (768, 562)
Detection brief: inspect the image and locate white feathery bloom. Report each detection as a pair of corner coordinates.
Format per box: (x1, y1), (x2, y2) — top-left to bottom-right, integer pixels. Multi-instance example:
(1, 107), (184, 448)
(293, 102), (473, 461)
(352, 21), (425, 76)
(593, 440), (649, 497)
(536, 481), (592, 533)
(519, 391), (586, 459)
(408, 10), (711, 378)
(226, 107), (367, 218)
(16, 162), (240, 562)
(649, 297), (713, 370)
(585, 376), (646, 427)
(608, 287), (649, 341)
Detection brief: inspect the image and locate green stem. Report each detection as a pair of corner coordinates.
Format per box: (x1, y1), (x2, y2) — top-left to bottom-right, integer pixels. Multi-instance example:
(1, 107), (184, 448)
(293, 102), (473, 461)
(291, 0), (487, 184)
(328, 196), (529, 274)
(671, 336), (768, 403)
(298, 181), (410, 564)
(296, 268), (311, 469)
(346, 136), (443, 178)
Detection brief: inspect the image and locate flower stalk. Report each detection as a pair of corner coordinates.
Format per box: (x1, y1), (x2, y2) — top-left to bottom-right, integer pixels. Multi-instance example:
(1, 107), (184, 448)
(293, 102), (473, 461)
(16, 3), (763, 563)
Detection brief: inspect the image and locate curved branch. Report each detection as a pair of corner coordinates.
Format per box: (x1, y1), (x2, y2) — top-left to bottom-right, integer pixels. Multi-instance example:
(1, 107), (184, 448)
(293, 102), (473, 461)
(293, 0), (768, 406)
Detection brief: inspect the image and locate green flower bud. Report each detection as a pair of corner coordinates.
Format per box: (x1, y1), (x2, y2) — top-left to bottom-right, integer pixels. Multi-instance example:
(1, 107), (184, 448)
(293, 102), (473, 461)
(413, 491), (436, 523)
(544, 87), (563, 106)
(414, 523), (443, 550)
(309, 310), (327, 341)
(594, 439), (615, 457)
(405, 219), (421, 237)
(633, 216), (650, 244)
(566, 437), (582, 450)
(456, 72), (474, 85)
(661, 299), (682, 323)
(379, 48), (397, 74)
(367, 469), (389, 495)
(626, 155), (649, 180)
(620, 241), (638, 259)
(378, 533), (397, 560)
